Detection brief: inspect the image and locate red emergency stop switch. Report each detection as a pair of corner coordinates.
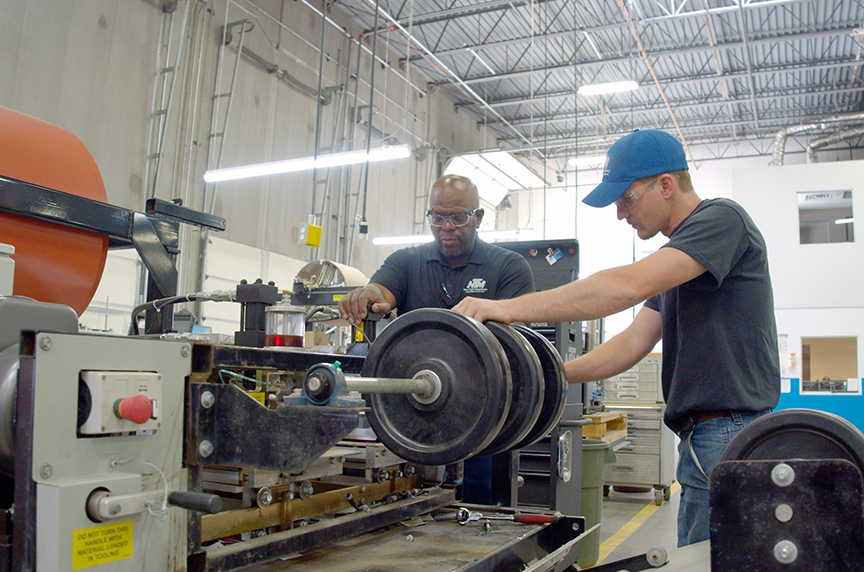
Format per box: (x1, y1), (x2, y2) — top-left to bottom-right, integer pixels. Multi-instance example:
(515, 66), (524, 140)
(113, 394), (154, 424)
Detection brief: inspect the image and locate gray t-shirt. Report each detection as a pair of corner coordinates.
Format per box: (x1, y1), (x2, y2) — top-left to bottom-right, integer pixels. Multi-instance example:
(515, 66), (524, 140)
(644, 198), (780, 429)
(370, 239), (535, 313)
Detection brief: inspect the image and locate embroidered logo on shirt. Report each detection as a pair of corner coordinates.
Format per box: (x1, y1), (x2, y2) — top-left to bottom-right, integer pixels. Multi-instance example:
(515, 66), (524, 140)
(464, 278), (488, 294)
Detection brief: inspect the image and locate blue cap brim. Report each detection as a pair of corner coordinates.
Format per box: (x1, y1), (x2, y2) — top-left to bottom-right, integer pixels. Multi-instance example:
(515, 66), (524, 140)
(582, 180), (633, 208)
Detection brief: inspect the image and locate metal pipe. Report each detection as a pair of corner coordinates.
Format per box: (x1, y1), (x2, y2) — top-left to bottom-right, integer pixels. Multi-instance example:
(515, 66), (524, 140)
(343, 375), (433, 395)
(200, 477), (419, 541)
(772, 112), (864, 165)
(807, 126), (864, 163)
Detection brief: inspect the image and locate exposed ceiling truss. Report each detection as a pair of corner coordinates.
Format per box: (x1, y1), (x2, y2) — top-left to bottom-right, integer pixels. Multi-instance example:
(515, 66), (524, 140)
(333, 0), (864, 162)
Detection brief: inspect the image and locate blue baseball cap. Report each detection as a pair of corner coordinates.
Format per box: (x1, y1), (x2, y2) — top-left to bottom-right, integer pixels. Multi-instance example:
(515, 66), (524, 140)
(583, 130), (688, 208)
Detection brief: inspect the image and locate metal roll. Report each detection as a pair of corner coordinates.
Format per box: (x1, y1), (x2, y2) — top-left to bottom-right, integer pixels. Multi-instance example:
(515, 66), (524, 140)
(0, 106), (109, 316)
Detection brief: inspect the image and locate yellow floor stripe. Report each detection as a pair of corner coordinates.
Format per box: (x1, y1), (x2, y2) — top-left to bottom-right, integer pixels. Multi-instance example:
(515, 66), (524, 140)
(593, 482), (682, 566)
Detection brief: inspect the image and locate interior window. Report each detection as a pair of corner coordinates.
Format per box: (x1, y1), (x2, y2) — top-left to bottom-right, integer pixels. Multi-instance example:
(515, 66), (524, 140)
(798, 190), (854, 244)
(800, 336), (859, 393)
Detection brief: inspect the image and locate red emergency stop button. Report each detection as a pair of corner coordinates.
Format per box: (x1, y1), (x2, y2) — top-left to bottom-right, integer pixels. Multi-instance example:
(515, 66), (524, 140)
(113, 394), (153, 424)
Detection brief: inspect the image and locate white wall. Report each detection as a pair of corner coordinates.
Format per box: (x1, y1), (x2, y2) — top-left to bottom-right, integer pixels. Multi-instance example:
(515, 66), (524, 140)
(733, 160), (864, 381)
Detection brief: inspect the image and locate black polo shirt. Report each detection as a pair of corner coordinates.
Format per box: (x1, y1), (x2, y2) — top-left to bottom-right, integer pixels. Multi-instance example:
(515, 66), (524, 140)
(369, 239), (535, 313)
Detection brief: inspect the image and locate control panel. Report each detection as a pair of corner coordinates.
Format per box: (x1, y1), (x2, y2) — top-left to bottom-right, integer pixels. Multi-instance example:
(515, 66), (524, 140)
(79, 371), (162, 435)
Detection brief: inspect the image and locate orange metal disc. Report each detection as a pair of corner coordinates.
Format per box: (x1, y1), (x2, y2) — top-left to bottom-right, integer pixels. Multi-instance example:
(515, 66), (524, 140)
(0, 106), (109, 316)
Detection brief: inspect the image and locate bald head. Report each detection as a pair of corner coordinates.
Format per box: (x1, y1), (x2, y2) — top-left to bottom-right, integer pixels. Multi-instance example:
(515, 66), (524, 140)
(430, 175), (480, 209)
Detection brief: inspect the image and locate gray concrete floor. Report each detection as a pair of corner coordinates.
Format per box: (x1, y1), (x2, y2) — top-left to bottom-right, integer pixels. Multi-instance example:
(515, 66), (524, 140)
(592, 485), (681, 568)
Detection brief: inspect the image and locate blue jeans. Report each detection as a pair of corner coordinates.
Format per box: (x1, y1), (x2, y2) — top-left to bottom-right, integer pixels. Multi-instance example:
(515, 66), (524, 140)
(676, 409), (772, 547)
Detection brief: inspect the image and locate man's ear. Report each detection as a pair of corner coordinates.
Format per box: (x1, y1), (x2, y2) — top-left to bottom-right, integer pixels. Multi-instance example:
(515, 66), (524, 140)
(657, 174), (675, 199)
(474, 208), (485, 226)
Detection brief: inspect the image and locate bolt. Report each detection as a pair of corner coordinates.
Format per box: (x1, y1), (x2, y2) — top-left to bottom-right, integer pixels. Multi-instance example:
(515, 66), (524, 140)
(39, 464), (53, 479)
(774, 540), (798, 564)
(199, 440), (214, 458)
(775, 503), (794, 523)
(200, 391), (216, 409)
(257, 488), (273, 507)
(109, 504), (122, 516)
(38, 337), (52, 351)
(771, 463), (795, 487)
(307, 376), (322, 392)
(360, 486), (367, 494)
(406, 534), (414, 542)
(181, 345), (191, 357)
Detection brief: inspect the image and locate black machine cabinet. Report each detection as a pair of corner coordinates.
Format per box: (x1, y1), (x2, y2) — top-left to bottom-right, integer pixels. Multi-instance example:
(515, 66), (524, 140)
(495, 239), (586, 515)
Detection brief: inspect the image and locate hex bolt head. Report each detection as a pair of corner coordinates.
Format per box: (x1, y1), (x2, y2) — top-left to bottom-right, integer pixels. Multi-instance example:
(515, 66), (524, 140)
(38, 337), (52, 351)
(200, 391), (216, 409)
(774, 540), (798, 563)
(199, 440), (214, 458)
(257, 488), (273, 508)
(771, 463), (795, 487)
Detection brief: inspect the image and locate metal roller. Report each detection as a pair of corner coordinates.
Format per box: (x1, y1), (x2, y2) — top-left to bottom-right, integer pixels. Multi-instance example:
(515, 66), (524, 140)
(361, 309), (512, 465)
(0, 105), (109, 316)
(721, 408), (864, 473)
(509, 324), (568, 450)
(474, 321), (544, 457)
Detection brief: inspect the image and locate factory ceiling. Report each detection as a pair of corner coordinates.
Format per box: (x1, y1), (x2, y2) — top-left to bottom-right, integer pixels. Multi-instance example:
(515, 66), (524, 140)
(332, 0), (864, 162)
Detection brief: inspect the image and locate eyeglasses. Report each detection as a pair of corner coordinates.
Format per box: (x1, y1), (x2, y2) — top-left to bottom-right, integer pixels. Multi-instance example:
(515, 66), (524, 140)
(425, 208), (480, 228)
(615, 179), (658, 209)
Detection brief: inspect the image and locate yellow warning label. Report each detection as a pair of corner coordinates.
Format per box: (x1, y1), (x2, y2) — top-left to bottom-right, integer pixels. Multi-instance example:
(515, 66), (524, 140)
(248, 391), (266, 405)
(72, 520), (134, 570)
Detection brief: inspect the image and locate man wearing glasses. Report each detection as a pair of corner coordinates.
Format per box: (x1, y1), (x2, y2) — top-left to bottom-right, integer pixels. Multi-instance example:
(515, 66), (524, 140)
(338, 173), (535, 504)
(338, 174), (534, 324)
(453, 130), (780, 547)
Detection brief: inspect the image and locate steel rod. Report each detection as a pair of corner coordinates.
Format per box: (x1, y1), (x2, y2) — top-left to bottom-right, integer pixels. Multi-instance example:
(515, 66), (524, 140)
(343, 375), (433, 395)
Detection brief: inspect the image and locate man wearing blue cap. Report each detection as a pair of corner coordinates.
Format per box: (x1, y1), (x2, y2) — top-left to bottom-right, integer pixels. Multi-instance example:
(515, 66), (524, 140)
(453, 129), (780, 547)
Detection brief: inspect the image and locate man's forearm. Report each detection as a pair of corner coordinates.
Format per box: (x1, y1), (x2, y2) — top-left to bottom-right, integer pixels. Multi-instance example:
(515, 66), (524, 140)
(502, 267), (644, 324)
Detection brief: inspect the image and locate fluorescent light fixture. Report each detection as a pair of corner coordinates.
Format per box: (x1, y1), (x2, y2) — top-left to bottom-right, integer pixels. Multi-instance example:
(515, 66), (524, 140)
(568, 154), (607, 167)
(577, 81), (639, 97)
(372, 234), (433, 246)
(466, 47), (496, 74)
(203, 145), (412, 183)
(835, 217), (854, 225)
(373, 229), (534, 246)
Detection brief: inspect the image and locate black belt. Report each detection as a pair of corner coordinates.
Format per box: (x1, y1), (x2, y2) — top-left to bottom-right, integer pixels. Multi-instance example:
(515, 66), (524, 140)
(669, 410), (732, 435)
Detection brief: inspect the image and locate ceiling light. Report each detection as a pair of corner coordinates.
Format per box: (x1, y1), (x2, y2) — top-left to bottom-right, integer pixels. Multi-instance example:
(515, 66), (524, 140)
(203, 145), (412, 183)
(577, 81), (639, 97)
(465, 47), (496, 74)
(373, 229), (534, 246)
(835, 217), (854, 225)
(372, 234), (434, 246)
(568, 154), (607, 167)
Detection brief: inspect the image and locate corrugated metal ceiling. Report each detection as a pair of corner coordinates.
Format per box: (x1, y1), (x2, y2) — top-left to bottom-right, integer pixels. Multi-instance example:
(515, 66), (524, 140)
(334, 0), (864, 161)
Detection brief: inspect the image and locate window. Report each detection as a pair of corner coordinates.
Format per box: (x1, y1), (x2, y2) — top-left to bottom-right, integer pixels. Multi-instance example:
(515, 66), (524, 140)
(800, 336), (859, 394)
(798, 190), (854, 244)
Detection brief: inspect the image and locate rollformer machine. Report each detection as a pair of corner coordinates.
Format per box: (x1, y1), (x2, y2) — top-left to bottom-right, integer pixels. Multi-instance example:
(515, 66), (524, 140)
(4, 106), (864, 572)
(0, 106), (586, 572)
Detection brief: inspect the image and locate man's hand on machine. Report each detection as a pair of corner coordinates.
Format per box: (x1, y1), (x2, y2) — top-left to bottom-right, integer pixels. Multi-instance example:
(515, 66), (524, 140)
(451, 297), (512, 324)
(338, 285), (393, 324)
